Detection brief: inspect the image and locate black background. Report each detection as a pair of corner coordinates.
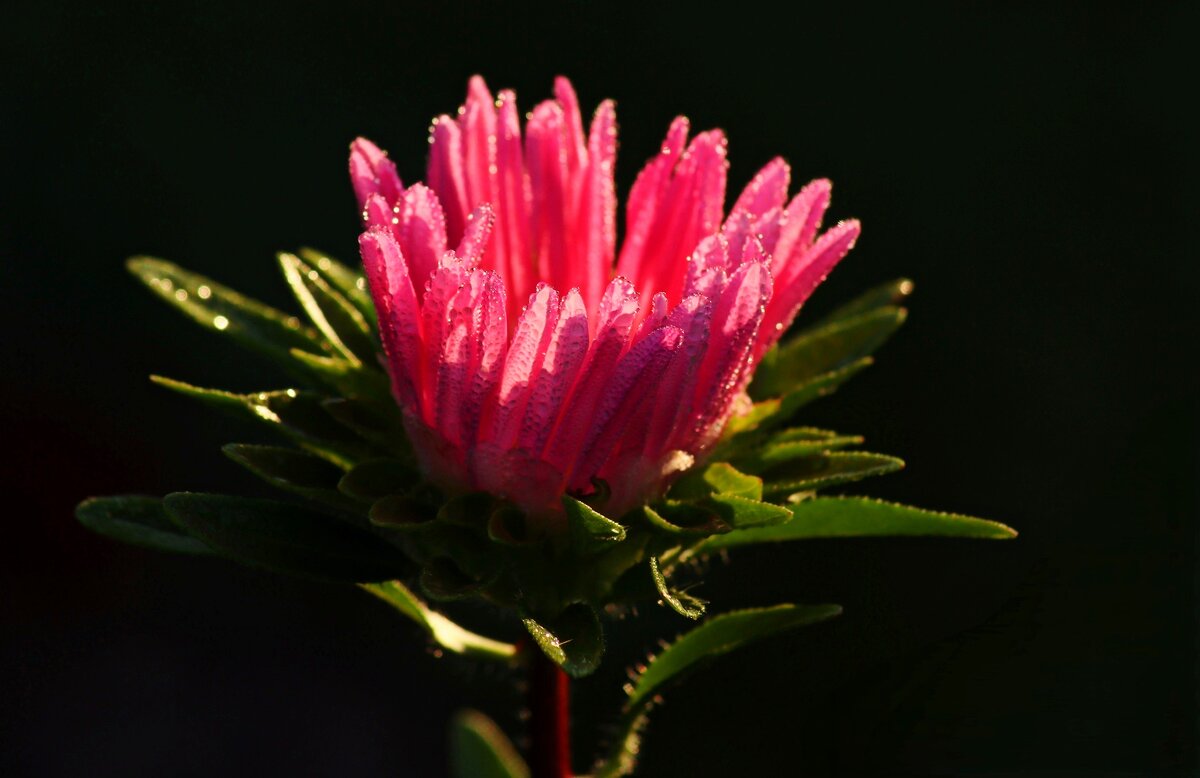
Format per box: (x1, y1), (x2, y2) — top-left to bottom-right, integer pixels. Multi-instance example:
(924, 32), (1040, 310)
(2, 3), (1194, 775)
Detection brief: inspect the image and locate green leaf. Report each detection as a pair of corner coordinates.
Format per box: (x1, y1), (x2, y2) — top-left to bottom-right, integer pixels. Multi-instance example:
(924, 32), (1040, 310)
(75, 495), (213, 555)
(449, 710), (530, 778)
(641, 504), (730, 537)
(626, 603), (842, 709)
(729, 358), (873, 437)
(128, 257), (332, 381)
(522, 603), (604, 678)
(370, 494), (439, 530)
(287, 348), (392, 401)
(596, 603), (842, 777)
(562, 495), (626, 554)
(162, 492), (410, 581)
(729, 430), (864, 474)
(360, 580), (517, 661)
(297, 247), (376, 321)
(820, 277), (914, 325)
(338, 458), (420, 503)
(151, 376), (369, 468)
(649, 557), (705, 620)
(695, 496), (1018, 554)
(753, 304), (903, 398)
(279, 252), (377, 365)
(322, 397), (411, 459)
(670, 462), (762, 501)
(761, 452), (904, 496)
(222, 443), (356, 509)
(421, 557), (487, 601)
(707, 494), (794, 528)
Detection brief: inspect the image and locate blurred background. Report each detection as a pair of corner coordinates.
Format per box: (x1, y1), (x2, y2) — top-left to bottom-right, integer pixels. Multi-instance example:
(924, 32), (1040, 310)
(1, 2), (1193, 775)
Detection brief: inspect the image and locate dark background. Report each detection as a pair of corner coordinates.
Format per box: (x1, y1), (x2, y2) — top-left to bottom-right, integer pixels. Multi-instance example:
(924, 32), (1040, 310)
(2, 2), (1194, 775)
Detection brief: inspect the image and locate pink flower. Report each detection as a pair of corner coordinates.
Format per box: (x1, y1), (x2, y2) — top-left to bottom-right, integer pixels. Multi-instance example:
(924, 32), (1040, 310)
(352, 76), (860, 519)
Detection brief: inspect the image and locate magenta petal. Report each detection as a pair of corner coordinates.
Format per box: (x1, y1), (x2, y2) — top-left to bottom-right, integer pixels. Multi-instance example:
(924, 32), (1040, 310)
(489, 284), (559, 448)
(427, 115), (471, 244)
(358, 228), (422, 411)
(567, 324), (683, 489)
(394, 184), (448, 297)
(349, 137), (403, 208)
(494, 89), (533, 316)
(773, 178), (833, 281)
(454, 204), (495, 269)
(519, 288), (589, 454)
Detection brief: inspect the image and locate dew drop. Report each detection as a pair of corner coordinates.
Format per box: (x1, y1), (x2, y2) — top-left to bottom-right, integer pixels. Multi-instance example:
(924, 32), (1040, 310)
(174, 288), (188, 302)
(196, 285), (212, 300)
(212, 315), (230, 330)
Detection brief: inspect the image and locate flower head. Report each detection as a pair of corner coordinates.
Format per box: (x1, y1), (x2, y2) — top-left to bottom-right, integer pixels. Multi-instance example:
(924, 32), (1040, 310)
(352, 76), (859, 519)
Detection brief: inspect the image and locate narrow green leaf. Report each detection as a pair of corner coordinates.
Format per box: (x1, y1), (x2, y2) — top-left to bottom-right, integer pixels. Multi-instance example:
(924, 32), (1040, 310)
(322, 397), (411, 459)
(695, 496), (1018, 554)
(626, 603), (842, 709)
(162, 492), (410, 581)
(222, 443), (356, 510)
(522, 603), (605, 678)
(288, 348), (392, 401)
(449, 710), (530, 778)
(731, 433), (864, 474)
(761, 452), (904, 496)
(279, 252), (377, 364)
(729, 358), (873, 437)
(297, 247), (376, 321)
(670, 462), (762, 501)
(641, 504), (730, 537)
(360, 580), (517, 661)
(562, 495), (626, 555)
(753, 305), (903, 398)
(370, 494), (438, 530)
(338, 458), (420, 504)
(128, 257), (332, 381)
(421, 557), (486, 601)
(650, 557), (705, 620)
(75, 495), (213, 555)
(151, 376), (369, 467)
(820, 277), (914, 324)
(708, 494), (794, 528)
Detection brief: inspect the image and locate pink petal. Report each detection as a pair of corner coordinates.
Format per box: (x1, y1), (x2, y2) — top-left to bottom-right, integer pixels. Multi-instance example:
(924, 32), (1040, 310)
(488, 284), (559, 448)
(518, 288), (589, 453)
(427, 115), (471, 244)
(454, 204), (495, 269)
(394, 183), (448, 297)
(576, 99), (617, 313)
(494, 89), (534, 317)
(616, 116), (690, 285)
(567, 324), (683, 489)
(773, 178), (832, 282)
(358, 227), (422, 412)
(349, 137), (403, 208)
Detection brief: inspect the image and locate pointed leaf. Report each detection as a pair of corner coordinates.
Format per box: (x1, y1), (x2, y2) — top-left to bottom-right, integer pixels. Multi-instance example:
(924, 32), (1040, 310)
(128, 257), (332, 381)
(707, 494), (794, 528)
(338, 458), (420, 503)
(297, 247), (376, 321)
(75, 496), (213, 555)
(728, 358), (872, 436)
(669, 462), (762, 501)
(731, 433), (864, 474)
(820, 277), (914, 324)
(641, 504), (730, 538)
(449, 710), (530, 778)
(322, 397), (412, 459)
(361, 580), (517, 661)
(279, 252), (377, 364)
(761, 452), (904, 496)
(562, 495), (626, 555)
(695, 496), (1018, 554)
(162, 492), (410, 581)
(287, 348), (392, 401)
(626, 603), (842, 709)
(650, 557), (705, 620)
(753, 307), (904, 398)
(522, 603), (604, 678)
(151, 376), (370, 467)
(222, 443), (356, 510)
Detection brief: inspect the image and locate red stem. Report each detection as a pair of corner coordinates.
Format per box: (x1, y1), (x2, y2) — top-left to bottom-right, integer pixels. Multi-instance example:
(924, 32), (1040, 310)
(527, 644), (571, 778)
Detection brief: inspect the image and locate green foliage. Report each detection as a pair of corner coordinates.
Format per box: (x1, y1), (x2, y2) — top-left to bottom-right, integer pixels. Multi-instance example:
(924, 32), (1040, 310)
(649, 557), (706, 620)
(695, 496), (1017, 554)
(75, 495), (214, 556)
(760, 451), (905, 496)
(449, 710), (530, 778)
(595, 604), (843, 778)
(523, 603), (605, 678)
(563, 495), (627, 554)
(162, 492), (410, 581)
(361, 580), (517, 661)
(278, 251), (377, 365)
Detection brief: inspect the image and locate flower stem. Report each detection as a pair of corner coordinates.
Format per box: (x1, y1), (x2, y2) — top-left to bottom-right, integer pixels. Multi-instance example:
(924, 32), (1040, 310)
(527, 645), (571, 778)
